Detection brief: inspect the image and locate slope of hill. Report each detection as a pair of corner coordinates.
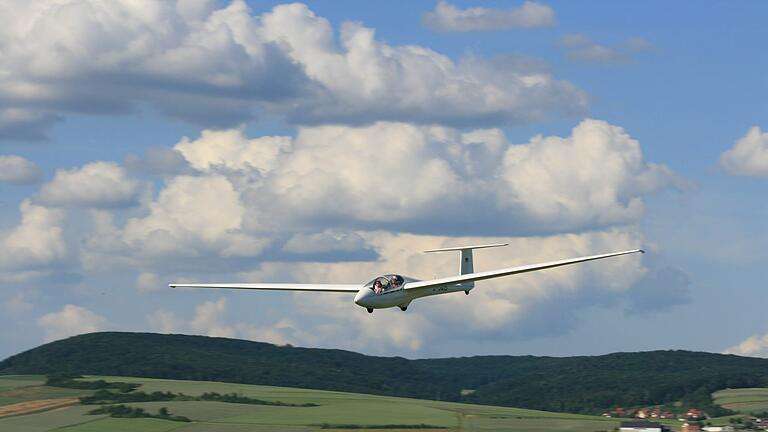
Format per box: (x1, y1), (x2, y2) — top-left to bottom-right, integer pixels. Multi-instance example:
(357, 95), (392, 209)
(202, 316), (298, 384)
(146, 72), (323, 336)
(0, 374), (625, 432)
(2, 332), (767, 414)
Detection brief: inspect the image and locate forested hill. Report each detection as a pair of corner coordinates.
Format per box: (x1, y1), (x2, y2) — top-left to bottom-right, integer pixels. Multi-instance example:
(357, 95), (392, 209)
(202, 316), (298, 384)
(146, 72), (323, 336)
(3, 332), (768, 415)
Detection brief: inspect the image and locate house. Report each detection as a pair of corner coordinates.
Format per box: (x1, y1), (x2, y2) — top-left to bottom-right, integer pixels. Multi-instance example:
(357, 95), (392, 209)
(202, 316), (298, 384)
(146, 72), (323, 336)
(619, 420), (671, 432)
(702, 426), (735, 432)
(682, 423), (701, 432)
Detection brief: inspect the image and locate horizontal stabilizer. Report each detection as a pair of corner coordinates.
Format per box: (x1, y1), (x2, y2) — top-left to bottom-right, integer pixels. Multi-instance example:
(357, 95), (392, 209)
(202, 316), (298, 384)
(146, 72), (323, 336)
(423, 243), (508, 253)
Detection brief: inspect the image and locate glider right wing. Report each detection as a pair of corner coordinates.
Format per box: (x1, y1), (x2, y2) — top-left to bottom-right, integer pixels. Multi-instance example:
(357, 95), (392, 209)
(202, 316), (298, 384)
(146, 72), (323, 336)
(404, 249), (644, 291)
(169, 283), (361, 293)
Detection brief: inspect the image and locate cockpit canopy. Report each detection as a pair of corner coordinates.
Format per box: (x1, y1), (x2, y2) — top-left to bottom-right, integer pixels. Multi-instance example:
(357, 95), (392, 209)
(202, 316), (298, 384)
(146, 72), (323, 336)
(364, 274), (415, 294)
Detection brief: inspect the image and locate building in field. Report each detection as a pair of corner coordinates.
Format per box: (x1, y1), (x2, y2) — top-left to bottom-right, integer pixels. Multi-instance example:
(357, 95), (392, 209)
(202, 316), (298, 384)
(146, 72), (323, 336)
(682, 423), (701, 432)
(619, 420), (671, 432)
(702, 426), (734, 432)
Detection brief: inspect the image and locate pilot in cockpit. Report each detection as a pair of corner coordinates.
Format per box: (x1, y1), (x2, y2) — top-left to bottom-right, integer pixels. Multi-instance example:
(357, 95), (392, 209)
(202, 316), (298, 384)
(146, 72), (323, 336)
(373, 279), (383, 294)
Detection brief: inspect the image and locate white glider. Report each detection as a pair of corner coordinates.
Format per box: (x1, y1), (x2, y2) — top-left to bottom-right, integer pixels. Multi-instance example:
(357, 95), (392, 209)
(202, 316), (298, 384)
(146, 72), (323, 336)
(170, 244), (643, 313)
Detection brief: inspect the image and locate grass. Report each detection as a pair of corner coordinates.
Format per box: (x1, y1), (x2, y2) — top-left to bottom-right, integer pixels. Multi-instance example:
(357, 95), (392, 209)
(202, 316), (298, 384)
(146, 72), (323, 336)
(713, 388), (768, 413)
(0, 374), (628, 431)
(0, 375), (93, 406)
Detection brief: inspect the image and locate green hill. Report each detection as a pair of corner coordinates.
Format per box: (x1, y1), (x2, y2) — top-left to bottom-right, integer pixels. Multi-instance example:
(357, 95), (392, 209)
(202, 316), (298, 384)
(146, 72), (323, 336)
(0, 374), (624, 432)
(2, 332), (768, 415)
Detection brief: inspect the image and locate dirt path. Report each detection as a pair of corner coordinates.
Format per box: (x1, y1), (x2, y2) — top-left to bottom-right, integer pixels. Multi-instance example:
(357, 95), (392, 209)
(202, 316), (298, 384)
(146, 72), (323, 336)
(0, 398), (80, 417)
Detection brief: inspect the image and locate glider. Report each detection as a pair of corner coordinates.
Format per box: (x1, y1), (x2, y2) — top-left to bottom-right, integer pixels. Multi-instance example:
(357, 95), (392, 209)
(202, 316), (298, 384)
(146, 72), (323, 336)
(170, 244), (643, 313)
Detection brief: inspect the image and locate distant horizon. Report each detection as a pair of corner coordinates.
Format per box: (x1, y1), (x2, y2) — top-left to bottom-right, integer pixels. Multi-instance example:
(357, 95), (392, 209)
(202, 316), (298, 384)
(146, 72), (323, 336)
(1, 330), (760, 363)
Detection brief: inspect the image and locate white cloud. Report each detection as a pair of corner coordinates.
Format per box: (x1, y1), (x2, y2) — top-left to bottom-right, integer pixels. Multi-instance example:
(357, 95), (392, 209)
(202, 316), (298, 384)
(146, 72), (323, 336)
(147, 299), (317, 346)
(189, 298), (236, 338)
(121, 175), (268, 258)
(724, 332), (768, 357)
(720, 126), (768, 176)
(500, 119), (679, 228)
(257, 228), (645, 353)
(0, 1), (585, 139)
(0, 155), (42, 184)
(174, 128), (290, 173)
(0, 200), (65, 271)
(558, 34), (652, 64)
(36, 162), (142, 208)
(260, 123), (463, 225)
(253, 119), (677, 232)
(236, 319), (317, 346)
(136, 272), (163, 293)
(77, 118), (675, 283)
(37, 304), (108, 342)
(423, 1), (555, 32)
(147, 309), (184, 334)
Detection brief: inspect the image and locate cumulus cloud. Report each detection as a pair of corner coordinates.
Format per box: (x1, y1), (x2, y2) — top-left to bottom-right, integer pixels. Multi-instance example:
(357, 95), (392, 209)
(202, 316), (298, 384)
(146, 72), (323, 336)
(499, 119), (680, 228)
(146, 309), (184, 334)
(0, 155), (42, 184)
(81, 118), (677, 274)
(147, 298), (309, 345)
(174, 128), (290, 173)
(423, 1), (555, 32)
(724, 332), (768, 358)
(248, 228), (646, 353)
(720, 126), (768, 176)
(37, 304), (108, 342)
(190, 298), (236, 338)
(558, 34), (653, 64)
(136, 272), (163, 293)
(248, 119), (678, 233)
(121, 175), (267, 257)
(36, 162), (142, 208)
(0, 200), (66, 271)
(0, 1), (585, 139)
(82, 174), (269, 272)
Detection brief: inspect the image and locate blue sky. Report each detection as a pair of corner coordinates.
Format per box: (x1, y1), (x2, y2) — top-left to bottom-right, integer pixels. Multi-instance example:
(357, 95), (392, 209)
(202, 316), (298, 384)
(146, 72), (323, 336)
(1, 0), (767, 360)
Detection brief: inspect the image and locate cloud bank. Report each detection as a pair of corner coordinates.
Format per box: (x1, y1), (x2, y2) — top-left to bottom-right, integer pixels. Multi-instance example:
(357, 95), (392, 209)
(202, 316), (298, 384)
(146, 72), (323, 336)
(0, 0), (584, 139)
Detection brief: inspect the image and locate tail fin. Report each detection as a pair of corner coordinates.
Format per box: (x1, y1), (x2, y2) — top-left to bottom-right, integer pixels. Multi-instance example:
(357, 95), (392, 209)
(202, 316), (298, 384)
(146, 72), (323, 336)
(424, 243), (508, 287)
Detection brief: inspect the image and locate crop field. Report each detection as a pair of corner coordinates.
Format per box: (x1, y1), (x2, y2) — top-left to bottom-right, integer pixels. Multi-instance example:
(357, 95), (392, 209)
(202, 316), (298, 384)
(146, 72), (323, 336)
(0, 375), (91, 406)
(0, 374), (625, 431)
(713, 388), (768, 413)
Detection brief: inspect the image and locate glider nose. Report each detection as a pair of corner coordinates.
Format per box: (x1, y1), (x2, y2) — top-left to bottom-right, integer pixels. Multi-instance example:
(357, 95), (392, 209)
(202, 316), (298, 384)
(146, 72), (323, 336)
(354, 288), (371, 306)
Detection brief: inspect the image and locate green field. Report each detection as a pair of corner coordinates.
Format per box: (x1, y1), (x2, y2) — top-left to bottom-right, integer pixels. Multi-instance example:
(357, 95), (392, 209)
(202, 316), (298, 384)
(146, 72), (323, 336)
(0, 374), (627, 431)
(713, 388), (768, 413)
(0, 375), (93, 406)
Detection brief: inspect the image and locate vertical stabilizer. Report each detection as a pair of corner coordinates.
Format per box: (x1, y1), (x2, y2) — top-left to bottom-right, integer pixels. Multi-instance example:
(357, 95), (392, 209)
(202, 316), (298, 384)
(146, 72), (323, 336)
(424, 243), (508, 289)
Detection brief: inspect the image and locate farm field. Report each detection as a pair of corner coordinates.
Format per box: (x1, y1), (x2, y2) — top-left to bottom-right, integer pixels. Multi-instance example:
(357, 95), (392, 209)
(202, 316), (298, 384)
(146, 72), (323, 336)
(0, 374), (624, 431)
(713, 388), (768, 413)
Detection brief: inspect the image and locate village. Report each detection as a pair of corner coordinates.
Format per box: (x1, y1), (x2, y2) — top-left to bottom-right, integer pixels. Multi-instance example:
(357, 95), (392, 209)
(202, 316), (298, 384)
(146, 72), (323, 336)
(612, 407), (768, 432)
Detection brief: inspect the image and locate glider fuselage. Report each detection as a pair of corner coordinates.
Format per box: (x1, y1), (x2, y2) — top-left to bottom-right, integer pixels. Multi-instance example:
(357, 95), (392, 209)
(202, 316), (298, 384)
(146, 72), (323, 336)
(353, 274), (471, 310)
